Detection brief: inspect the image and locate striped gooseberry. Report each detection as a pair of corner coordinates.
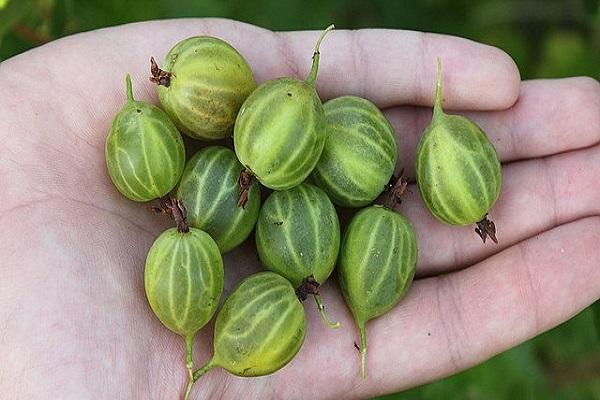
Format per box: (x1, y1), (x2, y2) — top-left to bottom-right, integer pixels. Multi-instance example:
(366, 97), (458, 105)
(150, 36), (256, 140)
(105, 75), (185, 202)
(192, 272), (306, 381)
(311, 95), (398, 207)
(256, 183), (341, 329)
(144, 201), (224, 399)
(338, 205), (417, 380)
(415, 59), (502, 243)
(175, 146), (260, 253)
(233, 25), (334, 204)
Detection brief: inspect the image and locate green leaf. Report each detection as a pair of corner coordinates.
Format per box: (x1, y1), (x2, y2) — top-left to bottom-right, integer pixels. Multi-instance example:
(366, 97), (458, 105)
(0, 0), (34, 40)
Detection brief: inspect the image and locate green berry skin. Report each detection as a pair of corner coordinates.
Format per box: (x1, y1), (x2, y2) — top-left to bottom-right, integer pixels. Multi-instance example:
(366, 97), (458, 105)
(415, 61), (501, 225)
(157, 36), (256, 140)
(312, 96), (398, 208)
(416, 115), (502, 225)
(144, 227), (224, 338)
(176, 146), (260, 253)
(105, 76), (185, 202)
(213, 272), (306, 377)
(234, 77), (326, 190)
(338, 206), (417, 325)
(338, 205), (417, 380)
(256, 183), (340, 287)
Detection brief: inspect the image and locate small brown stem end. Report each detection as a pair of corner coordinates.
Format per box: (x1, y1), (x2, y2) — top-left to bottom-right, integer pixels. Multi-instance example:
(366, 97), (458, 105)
(149, 56), (171, 87)
(475, 215), (498, 244)
(383, 170), (408, 209)
(149, 196), (189, 233)
(237, 169), (256, 209)
(295, 275), (320, 301)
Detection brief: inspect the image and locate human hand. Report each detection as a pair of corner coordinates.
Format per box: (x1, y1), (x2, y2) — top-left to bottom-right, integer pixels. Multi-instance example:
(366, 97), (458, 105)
(1, 19), (599, 400)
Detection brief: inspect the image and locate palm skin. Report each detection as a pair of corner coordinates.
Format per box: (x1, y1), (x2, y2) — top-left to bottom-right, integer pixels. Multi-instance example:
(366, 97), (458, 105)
(1, 18), (599, 400)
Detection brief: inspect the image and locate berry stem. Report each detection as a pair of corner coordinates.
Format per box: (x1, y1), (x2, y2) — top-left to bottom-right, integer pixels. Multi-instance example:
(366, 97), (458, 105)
(150, 196), (190, 233)
(433, 57), (444, 119)
(150, 56), (172, 87)
(172, 199), (189, 234)
(183, 335), (194, 400)
(294, 275), (320, 301)
(183, 380), (193, 400)
(192, 357), (217, 382)
(305, 24), (335, 86)
(475, 214), (498, 244)
(313, 294), (340, 329)
(359, 322), (367, 381)
(125, 74), (134, 102)
(237, 169), (256, 209)
(382, 172), (408, 209)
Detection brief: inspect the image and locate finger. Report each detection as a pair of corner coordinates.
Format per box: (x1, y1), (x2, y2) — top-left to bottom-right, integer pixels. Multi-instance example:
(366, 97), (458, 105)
(1, 18), (519, 118)
(386, 77), (600, 178)
(0, 18), (520, 218)
(395, 144), (600, 276)
(275, 217), (600, 399)
(280, 27), (520, 109)
(358, 217), (600, 398)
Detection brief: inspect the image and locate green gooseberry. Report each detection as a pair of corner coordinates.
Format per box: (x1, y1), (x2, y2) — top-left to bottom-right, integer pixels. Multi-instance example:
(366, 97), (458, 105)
(415, 59), (502, 243)
(105, 75), (185, 202)
(256, 183), (341, 329)
(150, 36), (256, 140)
(311, 95), (398, 207)
(192, 272), (306, 381)
(233, 25), (334, 199)
(176, 146), (260, 253)
(338, 205), (417, 380)
(144, 213), (224, 400)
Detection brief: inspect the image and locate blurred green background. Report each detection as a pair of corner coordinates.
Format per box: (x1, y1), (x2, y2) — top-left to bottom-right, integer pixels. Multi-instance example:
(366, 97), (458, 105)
(1, 0), (599, 399)
(1, 0), (600, 78)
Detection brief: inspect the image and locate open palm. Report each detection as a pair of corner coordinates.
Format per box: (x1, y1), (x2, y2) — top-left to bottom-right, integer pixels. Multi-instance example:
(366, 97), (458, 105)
(1, 19), (599, 400)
